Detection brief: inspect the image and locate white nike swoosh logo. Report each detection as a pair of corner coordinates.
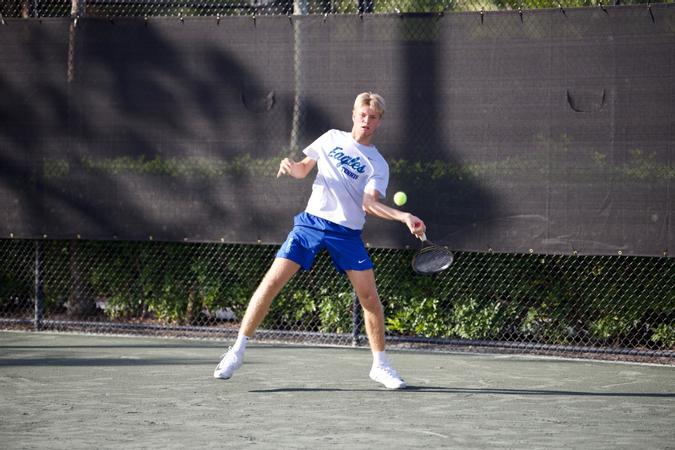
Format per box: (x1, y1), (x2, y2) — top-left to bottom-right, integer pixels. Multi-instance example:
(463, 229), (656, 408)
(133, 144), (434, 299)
(358, 259), (367, 264)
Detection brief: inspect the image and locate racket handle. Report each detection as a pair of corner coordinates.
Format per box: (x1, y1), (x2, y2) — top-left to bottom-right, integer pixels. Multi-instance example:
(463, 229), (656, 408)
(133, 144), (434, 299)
(413, 221), (426, 242)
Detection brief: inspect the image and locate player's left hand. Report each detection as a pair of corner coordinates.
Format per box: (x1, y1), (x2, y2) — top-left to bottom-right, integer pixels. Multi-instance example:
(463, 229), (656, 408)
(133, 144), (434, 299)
(277, 158), (294, 178)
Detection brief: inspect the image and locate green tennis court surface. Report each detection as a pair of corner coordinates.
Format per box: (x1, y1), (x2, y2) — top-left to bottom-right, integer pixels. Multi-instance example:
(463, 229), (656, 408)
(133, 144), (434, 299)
(1, 332), (673, 449)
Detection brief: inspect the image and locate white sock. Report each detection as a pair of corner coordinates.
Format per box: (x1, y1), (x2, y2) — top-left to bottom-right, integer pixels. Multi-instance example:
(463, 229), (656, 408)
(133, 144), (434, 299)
(232, 334), (249, 355)
(372, 351), (389, 367)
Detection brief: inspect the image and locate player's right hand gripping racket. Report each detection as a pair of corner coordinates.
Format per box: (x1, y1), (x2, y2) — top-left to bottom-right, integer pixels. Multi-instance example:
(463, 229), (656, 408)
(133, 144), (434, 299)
(411, 234), (454, 275)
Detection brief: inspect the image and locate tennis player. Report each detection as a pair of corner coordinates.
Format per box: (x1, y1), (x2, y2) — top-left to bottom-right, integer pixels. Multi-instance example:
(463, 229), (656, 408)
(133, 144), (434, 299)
(214, 92), (426, 389)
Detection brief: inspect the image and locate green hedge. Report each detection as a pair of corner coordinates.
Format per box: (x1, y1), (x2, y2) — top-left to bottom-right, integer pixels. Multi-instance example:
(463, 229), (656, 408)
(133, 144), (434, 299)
(0, 240), (672, 349)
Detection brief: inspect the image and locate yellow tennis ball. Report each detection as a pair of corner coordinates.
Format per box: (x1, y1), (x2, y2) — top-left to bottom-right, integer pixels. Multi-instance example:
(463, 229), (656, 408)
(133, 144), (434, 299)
(393, 191), (407, 206)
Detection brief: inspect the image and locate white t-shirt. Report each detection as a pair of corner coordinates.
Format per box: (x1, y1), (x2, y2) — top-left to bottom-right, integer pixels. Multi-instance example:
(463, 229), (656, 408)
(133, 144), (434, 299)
(303, 129), (389, 230)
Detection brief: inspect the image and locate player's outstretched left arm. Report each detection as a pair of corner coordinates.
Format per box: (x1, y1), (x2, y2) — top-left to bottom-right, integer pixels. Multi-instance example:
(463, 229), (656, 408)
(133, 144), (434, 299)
(362, 190), (426, 237)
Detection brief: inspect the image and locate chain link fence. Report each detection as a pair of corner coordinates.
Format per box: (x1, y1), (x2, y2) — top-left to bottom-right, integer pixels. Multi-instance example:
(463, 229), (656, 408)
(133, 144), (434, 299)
(2, 0), (672, 18)
(1, 238), (673, 361)
(1, 0), (673, 363)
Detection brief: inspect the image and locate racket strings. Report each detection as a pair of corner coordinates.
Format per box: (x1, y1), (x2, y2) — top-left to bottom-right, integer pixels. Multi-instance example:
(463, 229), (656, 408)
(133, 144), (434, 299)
(413, 248), (454, 274)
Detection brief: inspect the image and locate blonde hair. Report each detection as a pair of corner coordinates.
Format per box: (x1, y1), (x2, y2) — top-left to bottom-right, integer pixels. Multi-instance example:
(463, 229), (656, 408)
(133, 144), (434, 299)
(353, 92), (385, 118)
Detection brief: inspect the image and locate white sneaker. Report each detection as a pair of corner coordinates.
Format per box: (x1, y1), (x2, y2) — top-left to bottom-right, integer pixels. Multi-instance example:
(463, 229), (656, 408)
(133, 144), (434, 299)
(213, 349), (243, 380)
(369, 365), (407, 389)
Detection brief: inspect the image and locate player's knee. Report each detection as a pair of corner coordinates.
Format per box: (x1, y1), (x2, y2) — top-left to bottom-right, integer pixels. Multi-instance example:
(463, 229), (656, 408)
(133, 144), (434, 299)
(358, 291), (382, 312)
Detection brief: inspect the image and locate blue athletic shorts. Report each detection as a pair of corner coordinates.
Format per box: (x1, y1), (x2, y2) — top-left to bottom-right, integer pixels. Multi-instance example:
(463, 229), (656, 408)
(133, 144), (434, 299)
(276, 212), (373, 273)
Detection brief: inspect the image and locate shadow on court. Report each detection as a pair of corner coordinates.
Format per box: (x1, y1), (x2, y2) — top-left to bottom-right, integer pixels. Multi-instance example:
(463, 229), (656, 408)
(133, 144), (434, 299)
(1, 332), (673, 449)
(251, 386), (675, 399)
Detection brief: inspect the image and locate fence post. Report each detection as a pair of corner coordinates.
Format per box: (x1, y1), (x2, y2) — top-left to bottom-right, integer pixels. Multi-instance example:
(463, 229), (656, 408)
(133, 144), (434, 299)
(290, 0), (308, 154)
(351, 290), (362, 346)
(34, 240), (44, 331)
(70, 0), (86, 17)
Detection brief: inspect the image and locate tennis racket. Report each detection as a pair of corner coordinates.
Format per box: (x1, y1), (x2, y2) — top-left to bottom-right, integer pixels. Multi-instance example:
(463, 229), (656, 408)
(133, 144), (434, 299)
(411, 233), (454, 275)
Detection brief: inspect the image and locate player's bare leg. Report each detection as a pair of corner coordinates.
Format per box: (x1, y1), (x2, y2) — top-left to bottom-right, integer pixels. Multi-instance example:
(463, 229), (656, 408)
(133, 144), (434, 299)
(239, 258), (301, 336)
(346, 269), (385, 351)
(347, 269), (406, 389)
(214, 258), (300, 380)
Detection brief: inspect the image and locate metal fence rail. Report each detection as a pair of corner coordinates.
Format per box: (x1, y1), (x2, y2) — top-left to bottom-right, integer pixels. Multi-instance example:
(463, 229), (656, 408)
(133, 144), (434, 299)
(1, 238), (673, 361)
(2, 0), (672, 18)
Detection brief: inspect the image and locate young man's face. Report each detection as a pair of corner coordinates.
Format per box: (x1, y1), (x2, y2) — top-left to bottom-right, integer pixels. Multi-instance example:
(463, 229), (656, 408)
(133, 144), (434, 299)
(351, 104), (382, 144)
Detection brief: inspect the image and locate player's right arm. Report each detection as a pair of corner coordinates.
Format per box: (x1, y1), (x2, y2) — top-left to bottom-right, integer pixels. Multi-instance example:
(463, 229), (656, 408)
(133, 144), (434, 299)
(362, 190), (426, 237)
(277, 156), (316, 179)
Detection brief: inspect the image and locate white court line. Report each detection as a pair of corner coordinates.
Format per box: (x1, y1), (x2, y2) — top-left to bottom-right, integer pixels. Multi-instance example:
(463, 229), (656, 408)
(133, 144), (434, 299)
(600, 380), (641, 389)
(412, 430), (450, 439)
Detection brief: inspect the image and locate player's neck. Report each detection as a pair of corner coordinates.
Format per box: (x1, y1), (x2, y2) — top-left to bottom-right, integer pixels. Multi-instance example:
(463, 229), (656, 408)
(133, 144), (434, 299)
(352, 131), (374, 147)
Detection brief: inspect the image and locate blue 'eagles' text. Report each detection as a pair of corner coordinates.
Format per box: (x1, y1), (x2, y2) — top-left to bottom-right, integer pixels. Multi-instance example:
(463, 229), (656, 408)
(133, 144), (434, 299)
(329, 147), (366, 180)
